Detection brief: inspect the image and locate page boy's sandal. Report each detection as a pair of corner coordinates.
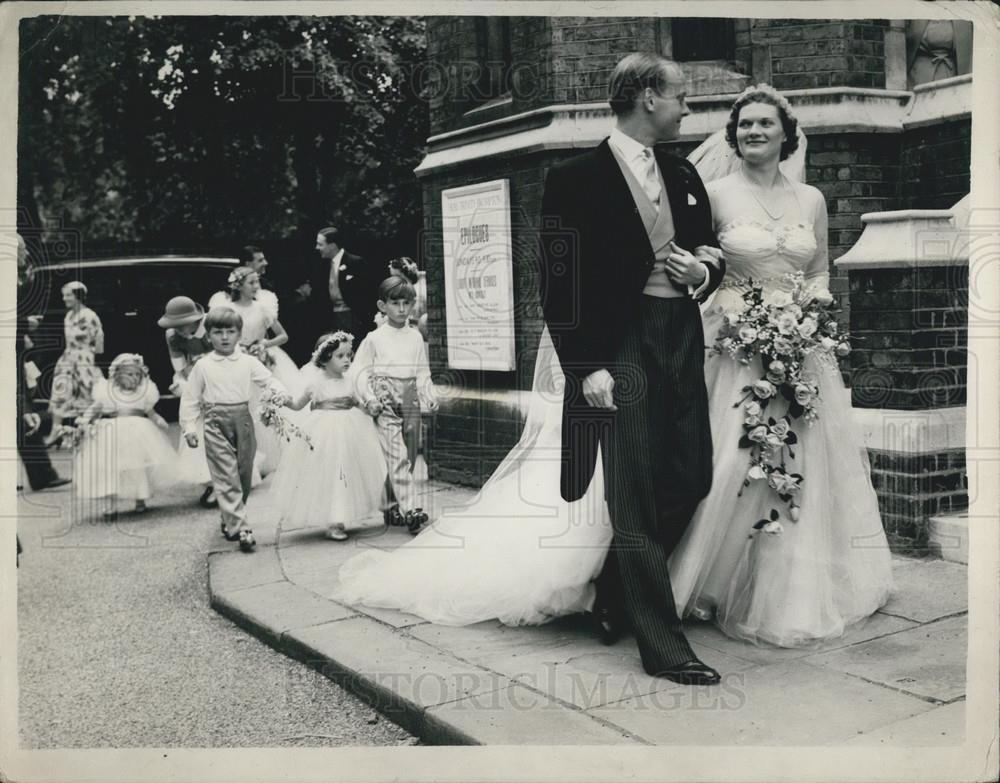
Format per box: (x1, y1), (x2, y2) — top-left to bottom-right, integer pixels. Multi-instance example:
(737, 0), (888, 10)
(238, 529), (256, 552)
(220, 522), (240, 541)
(326, 526), (349, 541)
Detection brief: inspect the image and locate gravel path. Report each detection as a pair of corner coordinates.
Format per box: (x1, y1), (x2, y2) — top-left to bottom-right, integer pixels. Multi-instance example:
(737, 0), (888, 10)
(16, 467), (416, 749)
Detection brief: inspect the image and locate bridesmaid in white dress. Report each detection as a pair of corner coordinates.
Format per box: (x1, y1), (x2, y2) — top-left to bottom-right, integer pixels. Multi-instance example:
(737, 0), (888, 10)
(669, 86), (893, 647)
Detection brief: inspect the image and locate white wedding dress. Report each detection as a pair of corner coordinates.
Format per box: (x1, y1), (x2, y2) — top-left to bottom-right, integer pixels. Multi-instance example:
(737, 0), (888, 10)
(333, 327), (613, 626)
(336, 133), (892, 644)
(667, 183), (894, 647)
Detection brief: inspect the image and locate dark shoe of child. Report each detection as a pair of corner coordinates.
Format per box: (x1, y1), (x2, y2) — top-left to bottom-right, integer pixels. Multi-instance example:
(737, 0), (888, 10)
(199, 486), (217, 508)
(221, 521), (240, 541)
(405, 508), (429, 535)
(238, 529), (256, 553)
(383, 504), (405, 527)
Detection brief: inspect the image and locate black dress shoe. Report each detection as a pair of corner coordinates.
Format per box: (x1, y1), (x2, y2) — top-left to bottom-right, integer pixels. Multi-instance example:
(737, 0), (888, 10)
(38, 477), (71, 490)
(589, 604), (622, 646)
(198, 486), (217, 508)
(654, 659), (721, 686)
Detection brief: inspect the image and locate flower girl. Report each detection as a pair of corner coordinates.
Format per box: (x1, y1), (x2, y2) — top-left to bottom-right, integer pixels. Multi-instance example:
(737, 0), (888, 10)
(273, 332), (387, 540)
(73, 354), (176, 517)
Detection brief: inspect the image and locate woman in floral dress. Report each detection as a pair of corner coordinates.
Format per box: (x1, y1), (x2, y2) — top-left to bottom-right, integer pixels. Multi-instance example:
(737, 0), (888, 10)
(46, 281), (104, 446)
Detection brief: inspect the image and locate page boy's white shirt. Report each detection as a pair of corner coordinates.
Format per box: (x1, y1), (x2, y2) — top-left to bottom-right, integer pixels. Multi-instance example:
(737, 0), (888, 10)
(179, 348), (287, 435)
(352, 323), (435, 407)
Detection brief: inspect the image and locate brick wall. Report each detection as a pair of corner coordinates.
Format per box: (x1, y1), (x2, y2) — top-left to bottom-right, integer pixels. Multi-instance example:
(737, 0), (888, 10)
(869, 449), (968, 551)
(900, 120), (972, 210)
(848, 266), (968, 410)
(421, 150), (558, 485)
(750, 20), (889, 89)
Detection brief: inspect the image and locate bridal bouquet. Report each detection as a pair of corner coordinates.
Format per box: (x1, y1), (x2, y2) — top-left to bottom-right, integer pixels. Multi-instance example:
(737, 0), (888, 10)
(712, 271), (852, 533)
(259, 388), (313, 449)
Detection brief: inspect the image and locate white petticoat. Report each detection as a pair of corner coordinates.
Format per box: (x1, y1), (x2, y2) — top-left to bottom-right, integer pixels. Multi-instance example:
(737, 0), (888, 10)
(273, 406), (387, 528)
(74, 416), (177, 500)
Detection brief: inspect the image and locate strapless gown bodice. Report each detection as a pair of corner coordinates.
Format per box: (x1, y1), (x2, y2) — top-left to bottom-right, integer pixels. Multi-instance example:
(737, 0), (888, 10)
(719, 218), (816, 283)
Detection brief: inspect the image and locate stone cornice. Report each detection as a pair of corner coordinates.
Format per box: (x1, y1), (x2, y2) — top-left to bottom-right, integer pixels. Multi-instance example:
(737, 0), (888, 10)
(835, 208), (969, 270)
(416, 78), (972, 177)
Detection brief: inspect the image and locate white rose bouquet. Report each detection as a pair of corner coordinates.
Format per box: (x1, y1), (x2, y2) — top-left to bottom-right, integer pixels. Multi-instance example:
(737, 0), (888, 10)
(711, 272), (852, 532)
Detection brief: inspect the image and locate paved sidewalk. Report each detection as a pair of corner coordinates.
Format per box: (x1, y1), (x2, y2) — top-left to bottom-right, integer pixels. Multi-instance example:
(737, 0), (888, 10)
(209, 480), (968, 746)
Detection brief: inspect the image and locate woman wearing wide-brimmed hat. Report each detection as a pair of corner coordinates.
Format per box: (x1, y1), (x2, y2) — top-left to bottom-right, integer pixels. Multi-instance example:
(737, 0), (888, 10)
(158, 296), (217, 507)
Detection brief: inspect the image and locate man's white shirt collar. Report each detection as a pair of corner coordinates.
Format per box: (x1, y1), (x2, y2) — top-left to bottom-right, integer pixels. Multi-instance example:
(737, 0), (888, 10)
(609, 127), (651, 163)
(331, 248), (345, 269)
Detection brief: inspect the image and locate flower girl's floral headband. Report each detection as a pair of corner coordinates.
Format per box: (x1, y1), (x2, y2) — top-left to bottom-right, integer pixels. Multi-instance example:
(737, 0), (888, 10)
(311, 331), (355, 366)
(108, 353), (149, 378)
(388, 257), (420, 284)
(226, 266), (257, 291)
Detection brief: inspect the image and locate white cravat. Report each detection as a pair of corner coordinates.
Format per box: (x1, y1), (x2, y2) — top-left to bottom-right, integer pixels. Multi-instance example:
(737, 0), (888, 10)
(640, 147), (661, 211)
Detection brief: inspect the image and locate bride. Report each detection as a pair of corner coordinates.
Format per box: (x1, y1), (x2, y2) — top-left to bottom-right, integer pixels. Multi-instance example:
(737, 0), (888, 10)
(335, 85), (893, 645)
(669, 85), (893, 646)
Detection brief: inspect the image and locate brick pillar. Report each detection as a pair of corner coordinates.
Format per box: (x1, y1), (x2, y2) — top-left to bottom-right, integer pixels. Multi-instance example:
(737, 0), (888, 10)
(836, 209), (969, 552)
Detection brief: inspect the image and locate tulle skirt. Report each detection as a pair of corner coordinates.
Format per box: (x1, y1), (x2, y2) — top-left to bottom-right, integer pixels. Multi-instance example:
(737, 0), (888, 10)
(247, 345), (304, 475)
(334, 439), (613, 627)
(273, 408), (387, 527)
(74, 416), (177, 500)
(668, 306), (894, 647)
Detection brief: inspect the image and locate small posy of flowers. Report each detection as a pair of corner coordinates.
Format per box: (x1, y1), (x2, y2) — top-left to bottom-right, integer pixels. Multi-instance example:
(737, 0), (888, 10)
(369, 375), (402, 412)
(245, 341), (275, 369)
(712, 271), (851, 533)
(58, 422), (97, 451)
(259, 388), (313, 449)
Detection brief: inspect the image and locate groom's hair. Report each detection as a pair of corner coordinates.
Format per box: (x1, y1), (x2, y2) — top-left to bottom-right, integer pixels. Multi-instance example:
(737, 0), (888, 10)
(608, 53), (681, 116)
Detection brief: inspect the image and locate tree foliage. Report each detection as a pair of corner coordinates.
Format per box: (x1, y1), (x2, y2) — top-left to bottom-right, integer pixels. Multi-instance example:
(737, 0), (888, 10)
(18, 15), (428, 254)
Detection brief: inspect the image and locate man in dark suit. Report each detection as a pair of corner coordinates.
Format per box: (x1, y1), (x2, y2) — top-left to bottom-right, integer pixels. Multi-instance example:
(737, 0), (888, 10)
(16, 233), (70, 492)
(539, 53), (725, 685)
(299, 226), (382, 349)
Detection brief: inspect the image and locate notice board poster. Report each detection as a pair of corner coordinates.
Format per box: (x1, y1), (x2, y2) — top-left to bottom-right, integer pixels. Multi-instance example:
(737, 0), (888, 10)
(441, 179), (516, 371)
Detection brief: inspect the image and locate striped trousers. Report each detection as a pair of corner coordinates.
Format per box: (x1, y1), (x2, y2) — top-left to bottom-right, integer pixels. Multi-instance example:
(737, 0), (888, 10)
(600, 295), (713, 673)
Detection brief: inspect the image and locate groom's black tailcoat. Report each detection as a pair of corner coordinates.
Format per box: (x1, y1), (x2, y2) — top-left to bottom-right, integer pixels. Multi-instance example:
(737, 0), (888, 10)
(539, 139), (724, 673)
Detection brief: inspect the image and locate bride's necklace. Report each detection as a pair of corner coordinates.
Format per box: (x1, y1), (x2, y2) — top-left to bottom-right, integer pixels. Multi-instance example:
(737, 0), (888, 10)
(740, 166), (789, 222)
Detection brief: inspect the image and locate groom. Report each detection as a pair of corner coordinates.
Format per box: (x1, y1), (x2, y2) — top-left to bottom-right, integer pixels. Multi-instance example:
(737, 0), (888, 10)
(539, 53), (725, 685)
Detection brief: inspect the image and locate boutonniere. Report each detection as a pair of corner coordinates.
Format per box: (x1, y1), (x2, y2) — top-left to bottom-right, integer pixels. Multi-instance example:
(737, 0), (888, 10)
(339, 264), (348, 271)
(687, 193), (698, 206)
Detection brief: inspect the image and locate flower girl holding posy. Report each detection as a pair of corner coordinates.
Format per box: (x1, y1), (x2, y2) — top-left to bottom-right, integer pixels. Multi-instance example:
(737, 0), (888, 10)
(179, 306), (292, 552)
(352, 259), (438, 534)
(274, 332), (388, 541)
(73, 353), (177, 518)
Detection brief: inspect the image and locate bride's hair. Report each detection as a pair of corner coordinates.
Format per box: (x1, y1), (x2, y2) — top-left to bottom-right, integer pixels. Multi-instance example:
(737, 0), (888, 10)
(724, 84), (800, 161)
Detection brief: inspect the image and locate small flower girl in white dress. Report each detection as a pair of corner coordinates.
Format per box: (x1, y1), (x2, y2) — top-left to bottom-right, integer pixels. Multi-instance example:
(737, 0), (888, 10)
(273, 332), (388, 540)
(73, 353), (177, 518)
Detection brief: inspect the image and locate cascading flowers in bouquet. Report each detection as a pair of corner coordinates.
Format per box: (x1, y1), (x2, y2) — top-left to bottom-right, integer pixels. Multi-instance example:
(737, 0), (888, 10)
(712, 271), (852, 534)
(259, 388), (313, 449)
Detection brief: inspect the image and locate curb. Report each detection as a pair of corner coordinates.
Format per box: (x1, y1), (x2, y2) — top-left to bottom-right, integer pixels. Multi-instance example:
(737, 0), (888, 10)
(207, 548), (638, 746)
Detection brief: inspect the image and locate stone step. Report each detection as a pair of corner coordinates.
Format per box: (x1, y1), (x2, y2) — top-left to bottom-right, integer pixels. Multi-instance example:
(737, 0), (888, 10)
(928, 513), (968, 564)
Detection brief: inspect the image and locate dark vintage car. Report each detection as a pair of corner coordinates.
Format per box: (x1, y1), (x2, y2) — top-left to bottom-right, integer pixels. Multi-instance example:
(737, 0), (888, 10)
(22, 256), (238, 419)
